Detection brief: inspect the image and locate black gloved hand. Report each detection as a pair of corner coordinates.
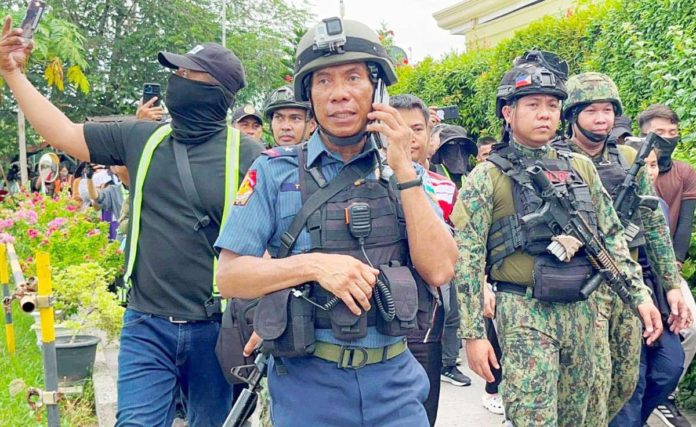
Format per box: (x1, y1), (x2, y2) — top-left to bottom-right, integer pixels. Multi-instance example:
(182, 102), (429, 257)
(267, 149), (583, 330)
(85, 165), (94, 179)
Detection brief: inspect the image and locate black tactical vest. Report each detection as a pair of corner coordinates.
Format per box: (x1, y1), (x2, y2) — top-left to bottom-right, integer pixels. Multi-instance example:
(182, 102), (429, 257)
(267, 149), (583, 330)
(254, 144), (436, 356)
(486, 144), (599, 269)
(553, 139), (646, 249)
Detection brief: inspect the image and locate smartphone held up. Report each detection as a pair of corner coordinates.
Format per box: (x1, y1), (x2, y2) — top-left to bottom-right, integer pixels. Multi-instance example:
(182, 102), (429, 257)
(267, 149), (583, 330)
(20, 0), (46, 40)
(142, 83), (161, 107)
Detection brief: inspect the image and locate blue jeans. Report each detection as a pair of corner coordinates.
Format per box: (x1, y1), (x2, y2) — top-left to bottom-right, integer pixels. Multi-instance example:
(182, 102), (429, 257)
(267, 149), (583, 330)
(268, 349), (430, 427)
(116, 309), (232, 426)
(609, 329), (684, 427)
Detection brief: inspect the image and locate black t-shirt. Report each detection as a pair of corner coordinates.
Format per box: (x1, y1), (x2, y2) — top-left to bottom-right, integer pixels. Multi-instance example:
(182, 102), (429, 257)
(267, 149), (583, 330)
(85, 121), (264, 319)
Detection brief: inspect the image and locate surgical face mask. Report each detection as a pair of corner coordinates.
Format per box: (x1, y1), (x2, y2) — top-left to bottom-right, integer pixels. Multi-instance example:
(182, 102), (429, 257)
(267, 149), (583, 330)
(166, 73), (233, 145)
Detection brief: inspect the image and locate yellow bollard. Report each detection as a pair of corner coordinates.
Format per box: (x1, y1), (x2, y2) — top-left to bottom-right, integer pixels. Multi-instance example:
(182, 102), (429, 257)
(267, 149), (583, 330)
(0, 244), (15, 355)
(36, 252), (55, 344)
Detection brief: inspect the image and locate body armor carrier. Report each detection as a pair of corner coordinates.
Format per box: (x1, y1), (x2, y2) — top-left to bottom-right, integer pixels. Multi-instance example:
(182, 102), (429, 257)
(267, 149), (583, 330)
(255, 144), (437, 357)
(485, 142), (600, 302)
(553, 138), (646, 249)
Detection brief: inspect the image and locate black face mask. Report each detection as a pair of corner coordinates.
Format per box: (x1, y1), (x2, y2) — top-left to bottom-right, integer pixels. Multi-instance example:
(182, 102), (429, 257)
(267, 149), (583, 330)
(166, 74), (234, 145)
(655, 136), (679, 173)
(431, 141), (476, 175)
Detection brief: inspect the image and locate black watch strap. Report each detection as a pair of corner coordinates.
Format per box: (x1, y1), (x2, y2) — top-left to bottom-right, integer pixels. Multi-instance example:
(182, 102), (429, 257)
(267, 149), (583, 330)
(396, 175), (422, 191)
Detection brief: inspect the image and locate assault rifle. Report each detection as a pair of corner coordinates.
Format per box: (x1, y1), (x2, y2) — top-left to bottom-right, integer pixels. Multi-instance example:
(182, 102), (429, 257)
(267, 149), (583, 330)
(612, 132), (663, 242)
(222, 351), (269, 427)
(521, 164), (638, 313)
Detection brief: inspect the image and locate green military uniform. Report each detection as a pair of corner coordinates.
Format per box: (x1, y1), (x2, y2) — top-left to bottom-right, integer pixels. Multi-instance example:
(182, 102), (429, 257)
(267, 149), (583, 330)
(560, 72), (681, 425)
(452, 140), (651, 426)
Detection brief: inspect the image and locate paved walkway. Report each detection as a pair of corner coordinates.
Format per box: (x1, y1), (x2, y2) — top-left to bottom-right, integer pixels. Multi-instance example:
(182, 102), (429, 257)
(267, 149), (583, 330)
(94, 340), (695, 427)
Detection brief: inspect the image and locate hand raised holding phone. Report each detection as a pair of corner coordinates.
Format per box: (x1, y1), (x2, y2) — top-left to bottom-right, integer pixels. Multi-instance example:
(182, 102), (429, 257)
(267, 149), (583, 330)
(0, 16), (34, 76)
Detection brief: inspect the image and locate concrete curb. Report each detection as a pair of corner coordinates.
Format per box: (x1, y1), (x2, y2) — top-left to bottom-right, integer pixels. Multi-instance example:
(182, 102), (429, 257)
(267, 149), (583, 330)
(91, 329), (118, 427)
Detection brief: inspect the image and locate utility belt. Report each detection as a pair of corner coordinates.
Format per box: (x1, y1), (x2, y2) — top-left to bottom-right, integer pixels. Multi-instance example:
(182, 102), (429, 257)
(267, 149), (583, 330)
(312, 339), (407, 369)
(494, 254), (596, 303)
(254, 263), (436, 358)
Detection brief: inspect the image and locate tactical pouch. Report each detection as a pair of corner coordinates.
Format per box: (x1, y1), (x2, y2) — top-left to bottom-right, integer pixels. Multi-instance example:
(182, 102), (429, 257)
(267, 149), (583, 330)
(254, 289), (316, 357)
(215, 298), (258, 385)
(329, 303), (368, 340)
(532, 254), (594, 303)
(376, 265), (419, 336)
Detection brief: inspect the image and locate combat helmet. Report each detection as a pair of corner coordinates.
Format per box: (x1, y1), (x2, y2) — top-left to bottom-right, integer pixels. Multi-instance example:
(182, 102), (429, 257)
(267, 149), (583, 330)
(294, 18), (397, 102)
(263, 86), (312, 122)
(495, 50), (569, 118)
(563, 72), (623, 120)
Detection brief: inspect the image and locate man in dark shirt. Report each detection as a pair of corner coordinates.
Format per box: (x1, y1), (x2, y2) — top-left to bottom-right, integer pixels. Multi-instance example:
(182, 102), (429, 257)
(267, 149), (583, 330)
(638, 103), (696, 427)
(0, 19), (264, 425)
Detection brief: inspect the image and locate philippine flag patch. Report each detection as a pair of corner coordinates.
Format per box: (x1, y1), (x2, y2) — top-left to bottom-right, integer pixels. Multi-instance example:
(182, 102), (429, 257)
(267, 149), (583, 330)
(234, 170), (257, 206)
(515, 74), (533, 88)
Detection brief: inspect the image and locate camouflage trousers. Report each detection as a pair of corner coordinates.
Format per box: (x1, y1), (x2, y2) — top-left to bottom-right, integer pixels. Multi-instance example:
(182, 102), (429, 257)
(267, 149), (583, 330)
(584, 286), (642, 426)
(257, 377), (272, 427)
(496, 291), (595, 427)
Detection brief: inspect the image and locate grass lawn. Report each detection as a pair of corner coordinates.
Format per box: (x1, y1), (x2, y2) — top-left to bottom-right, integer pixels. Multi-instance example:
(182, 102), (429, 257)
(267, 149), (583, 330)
(0, 305), (97, 426)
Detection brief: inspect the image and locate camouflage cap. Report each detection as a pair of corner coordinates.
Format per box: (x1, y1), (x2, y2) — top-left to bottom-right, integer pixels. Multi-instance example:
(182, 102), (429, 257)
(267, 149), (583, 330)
(563, 72), (623, 119)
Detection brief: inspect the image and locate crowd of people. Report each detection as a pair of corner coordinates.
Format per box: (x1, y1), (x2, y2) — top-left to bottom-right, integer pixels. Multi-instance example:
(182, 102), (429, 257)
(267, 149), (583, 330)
(1, 12), (696, 427)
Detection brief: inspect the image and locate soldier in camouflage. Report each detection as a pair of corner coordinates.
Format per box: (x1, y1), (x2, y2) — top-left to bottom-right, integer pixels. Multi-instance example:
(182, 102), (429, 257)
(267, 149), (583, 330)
(558, 72), (691, 427)
(451, 52), (663, 427)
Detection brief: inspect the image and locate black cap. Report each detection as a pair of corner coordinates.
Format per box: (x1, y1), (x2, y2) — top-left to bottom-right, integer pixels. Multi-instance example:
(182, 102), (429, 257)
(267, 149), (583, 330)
(231, 105), (263, 124)
(158, 43), (246, 95)
(435, 124), (477, 154)
(610, 115), (633, 140)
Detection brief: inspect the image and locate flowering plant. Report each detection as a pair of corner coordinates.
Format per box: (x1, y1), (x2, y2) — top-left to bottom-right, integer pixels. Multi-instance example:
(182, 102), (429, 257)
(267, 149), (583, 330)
(1, 190), (125, 339)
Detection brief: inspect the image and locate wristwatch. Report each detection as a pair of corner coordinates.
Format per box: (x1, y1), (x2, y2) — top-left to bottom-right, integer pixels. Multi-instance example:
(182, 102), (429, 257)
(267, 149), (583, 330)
(396, 175), (423, 191)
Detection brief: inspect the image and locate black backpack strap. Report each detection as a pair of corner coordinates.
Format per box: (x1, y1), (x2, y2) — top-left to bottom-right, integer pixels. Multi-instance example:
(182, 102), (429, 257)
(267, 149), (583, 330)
(277, 154), (377, 259)
(173, 139), (220, 254)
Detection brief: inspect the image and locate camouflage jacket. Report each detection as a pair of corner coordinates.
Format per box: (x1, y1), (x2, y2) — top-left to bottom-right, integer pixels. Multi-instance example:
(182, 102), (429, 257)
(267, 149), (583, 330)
(451, 139), (651, 340)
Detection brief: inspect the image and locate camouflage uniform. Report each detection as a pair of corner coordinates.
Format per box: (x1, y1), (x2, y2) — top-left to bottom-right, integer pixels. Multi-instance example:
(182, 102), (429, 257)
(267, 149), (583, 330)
(452, 140), (651, 427)
(257, 378), (272, 427)
(562, 73), (681, 425)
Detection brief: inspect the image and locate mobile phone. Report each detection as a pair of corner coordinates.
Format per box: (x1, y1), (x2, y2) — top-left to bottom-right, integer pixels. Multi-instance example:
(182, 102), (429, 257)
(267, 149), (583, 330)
(370, 79), (390, 150)
(142, 83), (161, 107)
(20, 0), (47, 40)
(436, 105), (459, 121)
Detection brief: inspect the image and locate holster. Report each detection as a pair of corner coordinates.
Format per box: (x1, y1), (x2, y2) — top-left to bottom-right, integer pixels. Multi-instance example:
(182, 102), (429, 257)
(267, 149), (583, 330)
(254, 288), (316, 357)
(376, 265), (419, 336)
(532, 254), (594, 303)
(215, 298), (258, 385)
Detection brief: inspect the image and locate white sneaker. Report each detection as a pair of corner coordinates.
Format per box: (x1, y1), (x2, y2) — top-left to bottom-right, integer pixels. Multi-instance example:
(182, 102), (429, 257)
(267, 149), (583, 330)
(482, 393), (505, 415)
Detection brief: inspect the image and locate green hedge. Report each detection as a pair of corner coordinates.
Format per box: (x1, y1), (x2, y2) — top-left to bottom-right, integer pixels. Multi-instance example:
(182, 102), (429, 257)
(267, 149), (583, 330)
(391, 0), (696, 405)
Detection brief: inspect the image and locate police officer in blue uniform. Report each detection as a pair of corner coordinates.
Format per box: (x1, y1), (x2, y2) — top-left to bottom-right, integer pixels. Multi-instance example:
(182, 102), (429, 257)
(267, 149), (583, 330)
(215, 18), (457, 426)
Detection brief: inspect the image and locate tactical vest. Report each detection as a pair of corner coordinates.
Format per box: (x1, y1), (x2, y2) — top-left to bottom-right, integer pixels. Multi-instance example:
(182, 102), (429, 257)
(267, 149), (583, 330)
(554, 139), (646, 249)
(254, 144), (436, 356)
(485, 143), (599, 295)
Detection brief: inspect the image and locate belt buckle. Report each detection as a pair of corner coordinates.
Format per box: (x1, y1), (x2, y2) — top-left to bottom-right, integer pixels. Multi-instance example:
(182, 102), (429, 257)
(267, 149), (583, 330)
(337, 345), (369, 369)
(168, 317), (188, 324)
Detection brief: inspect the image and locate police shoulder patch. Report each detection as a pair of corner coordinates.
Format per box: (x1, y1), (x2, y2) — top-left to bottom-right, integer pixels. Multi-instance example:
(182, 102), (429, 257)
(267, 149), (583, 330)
(262, 146), (299, 159)
(234, 170), (257, 206)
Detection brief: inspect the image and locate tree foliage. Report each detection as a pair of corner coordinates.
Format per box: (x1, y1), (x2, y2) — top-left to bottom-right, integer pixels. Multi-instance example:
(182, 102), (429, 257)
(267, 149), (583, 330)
(0, 0), (311, 157)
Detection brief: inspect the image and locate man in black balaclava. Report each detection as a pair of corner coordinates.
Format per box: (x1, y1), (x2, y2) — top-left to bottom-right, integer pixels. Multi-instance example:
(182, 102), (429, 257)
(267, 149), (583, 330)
(0, 19), (264, 425)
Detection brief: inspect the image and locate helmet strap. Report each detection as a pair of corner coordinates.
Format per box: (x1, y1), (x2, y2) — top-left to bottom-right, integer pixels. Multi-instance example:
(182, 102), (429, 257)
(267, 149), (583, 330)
(574, 116), (607, 144)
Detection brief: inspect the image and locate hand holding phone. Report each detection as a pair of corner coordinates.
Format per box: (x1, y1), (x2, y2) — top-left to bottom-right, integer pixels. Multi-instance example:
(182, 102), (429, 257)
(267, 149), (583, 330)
(20, 0), (46, 40)
(142, 83), (161, 107)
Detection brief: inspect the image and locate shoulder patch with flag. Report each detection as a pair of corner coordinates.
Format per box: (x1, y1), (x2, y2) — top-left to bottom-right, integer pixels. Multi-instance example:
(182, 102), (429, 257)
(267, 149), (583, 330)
(234, 170), (257, 206)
